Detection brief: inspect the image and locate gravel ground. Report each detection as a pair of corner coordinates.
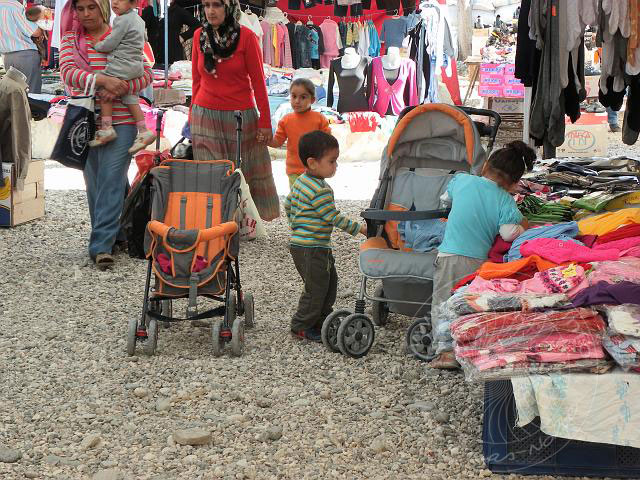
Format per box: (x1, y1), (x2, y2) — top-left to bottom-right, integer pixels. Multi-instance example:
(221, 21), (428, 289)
(4, 132), (640, 479)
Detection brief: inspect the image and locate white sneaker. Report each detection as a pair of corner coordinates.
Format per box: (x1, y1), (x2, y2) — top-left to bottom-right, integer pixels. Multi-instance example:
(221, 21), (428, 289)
(128, 130), (157, 154)
(89, 127), (118, 147)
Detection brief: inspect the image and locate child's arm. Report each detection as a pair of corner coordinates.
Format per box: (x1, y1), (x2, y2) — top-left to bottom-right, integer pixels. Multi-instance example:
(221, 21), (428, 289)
(267, 118), (287, 148)
(283, 192), (293, 225)
(499, 224), (525, 242)
(313, 187), (361, 236)
(94, 16), (128, 53)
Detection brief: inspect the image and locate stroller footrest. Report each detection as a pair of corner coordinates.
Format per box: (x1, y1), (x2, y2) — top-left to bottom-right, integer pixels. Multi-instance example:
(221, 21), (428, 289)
(147, 305), (226, 322)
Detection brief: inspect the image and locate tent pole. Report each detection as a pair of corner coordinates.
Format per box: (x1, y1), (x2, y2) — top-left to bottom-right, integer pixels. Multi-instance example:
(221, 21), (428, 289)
(164, 0), (169, 88)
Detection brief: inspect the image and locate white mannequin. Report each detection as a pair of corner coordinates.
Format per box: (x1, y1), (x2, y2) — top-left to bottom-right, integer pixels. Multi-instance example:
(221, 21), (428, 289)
(341, 47), (361, 69)
(381, 46), (401, 70)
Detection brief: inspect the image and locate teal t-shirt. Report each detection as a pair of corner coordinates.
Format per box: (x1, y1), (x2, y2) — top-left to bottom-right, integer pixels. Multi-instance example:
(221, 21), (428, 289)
(439, 173), (523, 260)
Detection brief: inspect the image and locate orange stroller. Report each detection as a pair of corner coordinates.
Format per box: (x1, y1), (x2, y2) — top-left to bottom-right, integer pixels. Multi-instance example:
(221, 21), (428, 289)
(126, 112), (254, 357)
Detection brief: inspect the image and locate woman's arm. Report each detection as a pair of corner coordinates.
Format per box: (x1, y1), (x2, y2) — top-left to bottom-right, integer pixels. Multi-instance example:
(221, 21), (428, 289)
(243, 30), (272, 129)
(125, 60), (153, 95)
(191, 28), (202, 104)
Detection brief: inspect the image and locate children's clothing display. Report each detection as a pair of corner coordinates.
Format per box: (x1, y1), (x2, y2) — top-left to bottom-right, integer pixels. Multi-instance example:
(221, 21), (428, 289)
(327, 55), (371, 113)
(319, 19), (342, 68)
(380, 17), (408, 49)
(368, 56), (417, 115)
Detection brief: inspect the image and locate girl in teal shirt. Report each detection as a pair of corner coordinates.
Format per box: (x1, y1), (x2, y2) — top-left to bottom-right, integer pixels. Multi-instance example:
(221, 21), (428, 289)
(430, 141), (535, 369)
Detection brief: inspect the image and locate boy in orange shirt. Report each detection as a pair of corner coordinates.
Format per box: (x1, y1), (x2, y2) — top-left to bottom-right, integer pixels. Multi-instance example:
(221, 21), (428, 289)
(267, 78), (332, 188)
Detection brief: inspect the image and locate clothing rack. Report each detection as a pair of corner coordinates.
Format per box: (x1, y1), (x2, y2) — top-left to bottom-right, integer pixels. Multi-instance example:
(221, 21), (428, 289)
(242, 5), (383, 21)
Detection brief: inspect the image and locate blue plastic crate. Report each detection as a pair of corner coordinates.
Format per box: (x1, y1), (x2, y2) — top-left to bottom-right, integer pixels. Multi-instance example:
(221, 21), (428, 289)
(483, 380), (640, 478)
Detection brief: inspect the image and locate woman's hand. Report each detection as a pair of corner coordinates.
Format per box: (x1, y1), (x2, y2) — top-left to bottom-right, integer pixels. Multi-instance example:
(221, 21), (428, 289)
(95, 74), (128, 97)
(97, 89), (118, 102)
(256, 128), (272, 144)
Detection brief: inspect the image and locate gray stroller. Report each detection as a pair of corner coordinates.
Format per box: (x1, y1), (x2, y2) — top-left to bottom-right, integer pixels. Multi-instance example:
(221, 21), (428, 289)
(320, 104), (501, 359)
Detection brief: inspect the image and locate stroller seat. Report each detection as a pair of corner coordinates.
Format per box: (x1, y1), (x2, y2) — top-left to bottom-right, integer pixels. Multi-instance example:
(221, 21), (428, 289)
(359, 237), (438, 280)
(145, 159), (240, 301)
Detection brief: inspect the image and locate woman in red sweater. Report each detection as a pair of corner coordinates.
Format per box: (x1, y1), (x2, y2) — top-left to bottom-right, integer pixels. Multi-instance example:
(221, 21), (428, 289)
(190, 0), (279, 221)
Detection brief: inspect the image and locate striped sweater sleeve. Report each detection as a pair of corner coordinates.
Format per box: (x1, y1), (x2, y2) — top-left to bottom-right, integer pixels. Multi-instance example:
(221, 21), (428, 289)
(59, 32), (93, 90)
(311, 185), (361, 236)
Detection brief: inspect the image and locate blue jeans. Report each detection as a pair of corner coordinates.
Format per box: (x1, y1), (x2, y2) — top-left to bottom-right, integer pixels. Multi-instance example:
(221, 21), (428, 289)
(607, 106), (619, 127)
(83, 124), (136, 259)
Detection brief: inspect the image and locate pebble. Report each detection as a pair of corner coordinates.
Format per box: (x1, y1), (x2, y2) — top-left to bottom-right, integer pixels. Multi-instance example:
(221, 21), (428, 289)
(93, 468), (123, 480)
(0, 447), (22, 463)
(24, 471), (38, 479)
(293, 398), (311, 407)
(156, 398), (172, 412)
(172, 429), (211, 446)
(255, 397), (272, 408)
(81, 433), (102, 451)
(408, 401), (435, 412)
(133, 387), (149, 398)
(346, 397), (363, 405)
(434, 411), (451, 424)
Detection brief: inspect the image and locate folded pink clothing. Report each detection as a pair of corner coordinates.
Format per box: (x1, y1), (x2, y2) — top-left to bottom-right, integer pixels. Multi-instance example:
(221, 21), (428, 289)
(520, 238), (620, 263)
(592, 236), (640, 252)
(587, 258), (640, 285)
(466, 263), (588, 296)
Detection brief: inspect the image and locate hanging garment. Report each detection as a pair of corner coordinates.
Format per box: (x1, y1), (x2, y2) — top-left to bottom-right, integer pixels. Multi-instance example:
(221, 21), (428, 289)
(320, 19), (341, 68)
(380, 17), (408, 49)
(155, 4), (201, 66)
(0, 68), (31, 190)
(407, 20), (430, 103)
(368, 20), (381, 57)
(357, 23), (370, 57)
(327, 56), (370, 113)
(292, 24), (312, 69)
(261, 20), (274, 65)
(240, 11), (264, 48)
(368, 56), (418, 116)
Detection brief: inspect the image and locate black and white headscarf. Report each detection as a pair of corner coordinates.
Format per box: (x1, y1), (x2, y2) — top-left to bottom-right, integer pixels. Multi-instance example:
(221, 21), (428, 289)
(199, 0), (242, 76)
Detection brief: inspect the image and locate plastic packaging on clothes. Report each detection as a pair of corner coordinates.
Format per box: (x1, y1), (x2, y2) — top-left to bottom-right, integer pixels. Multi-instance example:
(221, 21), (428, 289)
(450, 308), (606, 344)
(602, 331), (640, 372)
(444, 291), (570, 317)
(169, 60), (193, 79)
(599, 304), (640, 337)
(451, 308), (608, 381)
(457, 358), (612, 381)
(432, 297), (459, 355)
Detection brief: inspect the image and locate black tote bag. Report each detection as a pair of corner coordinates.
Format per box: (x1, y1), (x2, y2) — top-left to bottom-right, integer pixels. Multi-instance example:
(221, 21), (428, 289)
(51, 75), (96, 170)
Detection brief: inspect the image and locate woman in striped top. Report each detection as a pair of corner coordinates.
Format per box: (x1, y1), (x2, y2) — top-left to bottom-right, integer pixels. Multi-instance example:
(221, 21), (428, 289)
(59, 0), (152, 269)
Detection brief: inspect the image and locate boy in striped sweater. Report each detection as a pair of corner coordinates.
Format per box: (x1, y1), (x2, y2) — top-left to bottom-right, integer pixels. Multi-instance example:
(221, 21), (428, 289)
(284, 131), (366, 342)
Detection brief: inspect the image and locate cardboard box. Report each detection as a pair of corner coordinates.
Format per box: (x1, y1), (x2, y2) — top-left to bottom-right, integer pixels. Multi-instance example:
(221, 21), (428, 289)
(557, 114), (608, 157)
(480, 63), (505, 74)
(489, 97), (524, 114)
(0, 160), (45, 227)
(479, 73), (504, 86)
(585, 75), (599, 98)
(478, 85), (504, 97)
(503, 84), (525, 98)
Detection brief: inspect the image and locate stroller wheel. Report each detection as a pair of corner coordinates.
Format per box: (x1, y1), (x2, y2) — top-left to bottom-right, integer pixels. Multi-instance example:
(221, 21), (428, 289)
(406, 318), (436, 362)
(211, 319), (224, 357)
(126, 317), (137, 356)
(226, 291), (237, 328)
(143, 318), (158, 356)
(231, 318), (245, 357)
(321, 309), (351, 353)
(371, 285), (390, 327)
(161, 299), (172, 329)
(336, 314), (375, 359)
(242, 292), (255, 329)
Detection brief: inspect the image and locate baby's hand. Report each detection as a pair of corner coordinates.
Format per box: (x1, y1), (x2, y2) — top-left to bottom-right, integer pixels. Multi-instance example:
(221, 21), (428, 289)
(359, 224), (367, 236)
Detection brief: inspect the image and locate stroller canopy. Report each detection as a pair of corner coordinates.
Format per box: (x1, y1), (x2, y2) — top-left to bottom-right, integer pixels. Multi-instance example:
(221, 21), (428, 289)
(383, 104), (487, 175)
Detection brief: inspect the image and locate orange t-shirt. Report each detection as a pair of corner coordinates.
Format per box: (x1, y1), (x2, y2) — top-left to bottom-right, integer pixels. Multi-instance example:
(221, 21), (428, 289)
(273, 110), (331, 175)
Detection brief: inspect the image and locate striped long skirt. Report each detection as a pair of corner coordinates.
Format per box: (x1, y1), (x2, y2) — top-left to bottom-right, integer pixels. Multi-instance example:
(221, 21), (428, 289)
(191, 105), (280, 221)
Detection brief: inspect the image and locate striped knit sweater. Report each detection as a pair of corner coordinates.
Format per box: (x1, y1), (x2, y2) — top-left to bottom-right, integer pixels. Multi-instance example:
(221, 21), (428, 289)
(284, 173), (361, 248)
(59, 30), (152, 125)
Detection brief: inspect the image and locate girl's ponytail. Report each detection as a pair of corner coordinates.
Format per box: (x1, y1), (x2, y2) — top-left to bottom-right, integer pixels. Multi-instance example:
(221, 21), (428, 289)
(487, 140), (536, 185)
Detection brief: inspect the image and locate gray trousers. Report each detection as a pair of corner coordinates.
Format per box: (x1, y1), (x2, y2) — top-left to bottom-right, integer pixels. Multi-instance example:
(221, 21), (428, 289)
(430, 254), (484, 354)
(3, 50), (42, 94)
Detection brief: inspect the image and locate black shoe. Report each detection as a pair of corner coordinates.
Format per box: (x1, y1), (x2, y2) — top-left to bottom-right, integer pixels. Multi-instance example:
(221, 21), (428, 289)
(610, 125), (621, 133)
(291, 328), (322, 343)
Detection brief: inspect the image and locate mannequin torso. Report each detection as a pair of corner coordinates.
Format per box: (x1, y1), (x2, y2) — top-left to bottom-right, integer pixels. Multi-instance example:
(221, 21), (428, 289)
(341, 47), (361, 69)
(381, 46), (401, 70)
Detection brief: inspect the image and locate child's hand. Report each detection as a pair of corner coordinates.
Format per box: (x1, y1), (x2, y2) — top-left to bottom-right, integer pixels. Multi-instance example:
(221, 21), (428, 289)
(359, 224), (367, 236)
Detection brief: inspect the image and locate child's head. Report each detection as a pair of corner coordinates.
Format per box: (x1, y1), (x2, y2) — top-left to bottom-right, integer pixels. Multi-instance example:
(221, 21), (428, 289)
(111, 0), (136, 15)
(299, 130), (339, 179)
(482, 140), (535, 190)
(290, 78), (316, 114)
(25, 5), (44, 21)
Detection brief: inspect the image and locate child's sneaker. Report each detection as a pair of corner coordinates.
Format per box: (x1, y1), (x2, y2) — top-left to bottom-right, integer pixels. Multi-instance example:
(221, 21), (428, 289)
(291, 328), (322, 343)
(89, 127), (117, 147)
(128, 130), (157, 154)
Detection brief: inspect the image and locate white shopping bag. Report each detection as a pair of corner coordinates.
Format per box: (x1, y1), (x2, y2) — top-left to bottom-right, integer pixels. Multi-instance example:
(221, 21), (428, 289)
(236, 169), (267, 241)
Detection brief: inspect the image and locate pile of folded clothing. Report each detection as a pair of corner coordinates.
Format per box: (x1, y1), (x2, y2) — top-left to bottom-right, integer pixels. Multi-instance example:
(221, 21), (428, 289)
(446, 212), (640, 381)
